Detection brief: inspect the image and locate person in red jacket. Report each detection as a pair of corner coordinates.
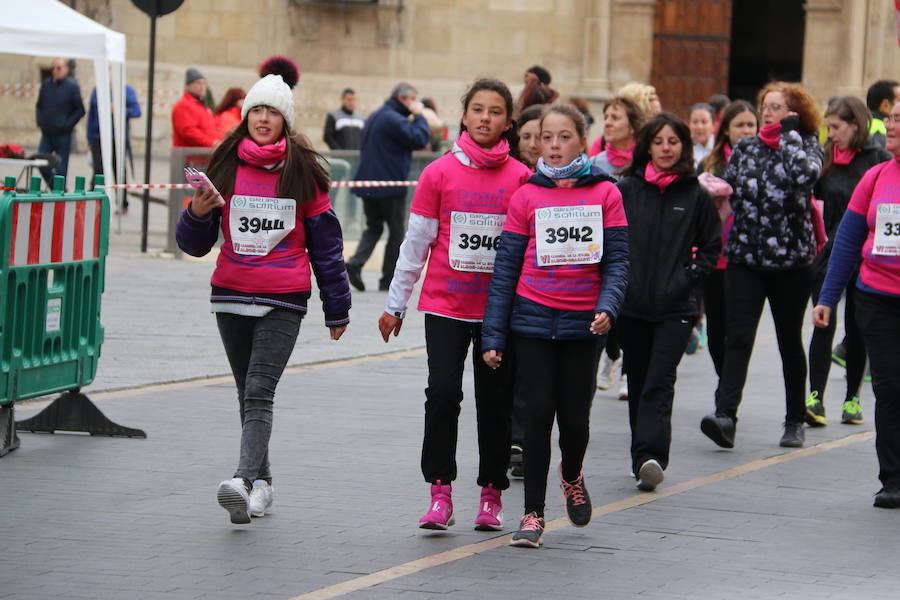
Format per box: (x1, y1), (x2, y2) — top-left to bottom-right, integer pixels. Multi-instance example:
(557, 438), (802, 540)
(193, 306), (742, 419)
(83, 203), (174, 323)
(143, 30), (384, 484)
(171, 67), (221, 148)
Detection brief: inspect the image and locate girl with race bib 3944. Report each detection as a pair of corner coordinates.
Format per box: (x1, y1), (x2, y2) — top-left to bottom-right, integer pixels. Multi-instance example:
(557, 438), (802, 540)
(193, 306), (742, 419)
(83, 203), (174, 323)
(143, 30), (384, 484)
(482, 104), (629, 548)
(176, 74), (351, 525)
(377, 78), (531, 532)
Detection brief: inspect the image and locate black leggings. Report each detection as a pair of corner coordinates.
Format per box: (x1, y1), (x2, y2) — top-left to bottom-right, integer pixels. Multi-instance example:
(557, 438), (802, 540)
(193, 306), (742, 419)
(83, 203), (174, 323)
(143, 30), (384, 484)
(421, 315), (514, 490)
(855, 290), (900, 486)
(702, 269), (727, 376)
(808, 274), (866, 403)
(715, 263), (813, 423)
(515, 335), (599, 517)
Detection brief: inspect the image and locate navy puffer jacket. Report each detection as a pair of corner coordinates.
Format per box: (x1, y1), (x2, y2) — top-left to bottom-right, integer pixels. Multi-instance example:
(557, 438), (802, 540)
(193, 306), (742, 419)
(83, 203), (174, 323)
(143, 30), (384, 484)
(481, 169), (629, 353)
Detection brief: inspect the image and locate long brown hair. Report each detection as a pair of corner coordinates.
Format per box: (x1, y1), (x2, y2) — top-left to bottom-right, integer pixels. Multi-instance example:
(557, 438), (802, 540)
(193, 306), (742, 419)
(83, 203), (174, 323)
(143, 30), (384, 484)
(701, 100), (758, 175)
(206, 117), (329, 203)
(214, 87), (246, 115)
(821, 96), (872, 175)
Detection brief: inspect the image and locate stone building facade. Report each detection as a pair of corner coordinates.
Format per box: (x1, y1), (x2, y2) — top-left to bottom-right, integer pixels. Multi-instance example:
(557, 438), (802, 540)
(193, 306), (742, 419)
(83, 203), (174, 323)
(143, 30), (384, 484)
(0, 0), (897, 155)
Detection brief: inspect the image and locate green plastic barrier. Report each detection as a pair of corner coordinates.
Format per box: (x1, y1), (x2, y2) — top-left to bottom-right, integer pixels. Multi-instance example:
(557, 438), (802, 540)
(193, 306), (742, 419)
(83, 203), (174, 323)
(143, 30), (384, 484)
(0, 174), (144, 456)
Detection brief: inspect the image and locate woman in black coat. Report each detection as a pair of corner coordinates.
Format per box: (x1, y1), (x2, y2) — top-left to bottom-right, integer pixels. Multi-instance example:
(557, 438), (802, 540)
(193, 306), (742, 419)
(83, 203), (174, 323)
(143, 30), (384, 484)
(700, 81), (823, 450)
(616, 113), (721, 491)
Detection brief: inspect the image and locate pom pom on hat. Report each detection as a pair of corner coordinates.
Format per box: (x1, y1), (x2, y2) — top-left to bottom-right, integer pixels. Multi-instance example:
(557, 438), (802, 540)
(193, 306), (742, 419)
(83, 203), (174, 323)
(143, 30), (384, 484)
(241, 75), (295, 130)
(259, 56), (300, 89)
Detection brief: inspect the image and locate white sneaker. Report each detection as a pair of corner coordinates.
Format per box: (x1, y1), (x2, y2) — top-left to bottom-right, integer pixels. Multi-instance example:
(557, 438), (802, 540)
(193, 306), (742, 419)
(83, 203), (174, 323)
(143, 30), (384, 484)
(248, 480), (274, 517)
(217, 478), (251, 524)
(596, 355), (622, 391)
(618, 374), (628, 401)
(636, 459), (664, 491)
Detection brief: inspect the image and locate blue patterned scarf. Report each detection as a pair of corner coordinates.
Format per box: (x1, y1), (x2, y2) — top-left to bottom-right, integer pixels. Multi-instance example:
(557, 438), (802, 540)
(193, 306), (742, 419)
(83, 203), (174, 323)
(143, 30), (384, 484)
(536, 153), (591, 179)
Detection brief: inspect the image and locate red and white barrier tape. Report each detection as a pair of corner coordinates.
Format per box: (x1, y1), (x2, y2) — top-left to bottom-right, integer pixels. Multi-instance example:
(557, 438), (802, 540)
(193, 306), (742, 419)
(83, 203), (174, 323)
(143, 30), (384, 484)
(104, 180), (418, 190)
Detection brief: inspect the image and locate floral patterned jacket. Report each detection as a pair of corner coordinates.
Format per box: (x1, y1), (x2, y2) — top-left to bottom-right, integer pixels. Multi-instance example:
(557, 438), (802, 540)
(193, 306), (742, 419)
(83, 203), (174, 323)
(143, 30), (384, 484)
(723, 127), (823, 269)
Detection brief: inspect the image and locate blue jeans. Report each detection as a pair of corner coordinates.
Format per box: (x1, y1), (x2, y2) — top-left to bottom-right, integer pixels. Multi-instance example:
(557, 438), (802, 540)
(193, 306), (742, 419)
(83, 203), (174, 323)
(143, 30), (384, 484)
(216, 309), (302, 483)
(38, 132), (73, 187)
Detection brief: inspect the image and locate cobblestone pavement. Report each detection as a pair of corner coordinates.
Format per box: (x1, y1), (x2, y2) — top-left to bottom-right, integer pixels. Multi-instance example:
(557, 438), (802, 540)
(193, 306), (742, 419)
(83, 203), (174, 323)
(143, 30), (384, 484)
(2, 188), (896, 600)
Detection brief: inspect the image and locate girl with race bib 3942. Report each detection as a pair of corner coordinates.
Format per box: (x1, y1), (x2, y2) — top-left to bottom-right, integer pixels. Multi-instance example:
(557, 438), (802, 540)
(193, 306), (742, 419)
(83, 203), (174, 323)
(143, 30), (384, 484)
(176, 74), (351, 525)
(377, 78), (532, 532)
(482, 104), (629, 548)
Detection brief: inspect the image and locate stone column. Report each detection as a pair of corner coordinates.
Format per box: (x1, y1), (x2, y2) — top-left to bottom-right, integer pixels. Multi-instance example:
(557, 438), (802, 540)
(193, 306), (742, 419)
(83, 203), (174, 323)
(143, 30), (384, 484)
(579, 0), (614, 99)
(609, 0), (657, 91)
(803, 0), (866, 101)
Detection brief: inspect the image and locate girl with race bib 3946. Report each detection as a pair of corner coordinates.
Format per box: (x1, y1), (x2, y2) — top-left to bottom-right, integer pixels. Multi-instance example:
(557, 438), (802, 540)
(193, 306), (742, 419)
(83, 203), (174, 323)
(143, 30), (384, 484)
(377, 78), (531, 532)
(176, 74), (351, 525)
(482, 103), (629, 548)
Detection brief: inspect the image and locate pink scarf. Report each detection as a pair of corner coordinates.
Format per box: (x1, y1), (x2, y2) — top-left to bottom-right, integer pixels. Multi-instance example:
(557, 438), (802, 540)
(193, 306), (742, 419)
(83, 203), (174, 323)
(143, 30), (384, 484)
(457, 131), (510, 168)
(833, 145), (857, 166)
(644, 162), (679, 192)
(237, 136), (287, 168)
(759, 122), (781, 150)
(723, 143), (732, 164)
(606, 141), (635, 168)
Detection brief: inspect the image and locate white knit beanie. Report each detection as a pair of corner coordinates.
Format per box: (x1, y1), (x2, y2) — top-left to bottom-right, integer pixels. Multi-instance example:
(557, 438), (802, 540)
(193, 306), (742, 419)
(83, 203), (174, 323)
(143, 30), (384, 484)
(241, 74), (295, 130)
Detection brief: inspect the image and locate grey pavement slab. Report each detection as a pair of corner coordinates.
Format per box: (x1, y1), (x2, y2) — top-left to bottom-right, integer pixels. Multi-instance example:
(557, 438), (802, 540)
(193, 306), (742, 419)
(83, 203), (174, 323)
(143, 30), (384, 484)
(3, 300), (894, 599)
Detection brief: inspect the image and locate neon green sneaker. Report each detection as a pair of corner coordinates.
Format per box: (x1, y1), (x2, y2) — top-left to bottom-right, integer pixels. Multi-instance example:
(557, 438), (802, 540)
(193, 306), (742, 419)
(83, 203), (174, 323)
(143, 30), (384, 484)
(805, 391), (826, 427)
(841, 397), (864, 425)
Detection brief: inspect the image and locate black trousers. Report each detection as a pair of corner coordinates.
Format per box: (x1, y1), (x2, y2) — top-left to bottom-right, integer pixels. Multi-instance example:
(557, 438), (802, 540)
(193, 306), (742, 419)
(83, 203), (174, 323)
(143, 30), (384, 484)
(515, 335), (599, 517)
(619, 316), (694, 475)
(702, 269), (727, 376)
(421, 315), (513, 490)
(347, 195), (405, 288)
(809, 274), (866, 403)
(715, 263), (813, 423)
(855, 290), (900, 486)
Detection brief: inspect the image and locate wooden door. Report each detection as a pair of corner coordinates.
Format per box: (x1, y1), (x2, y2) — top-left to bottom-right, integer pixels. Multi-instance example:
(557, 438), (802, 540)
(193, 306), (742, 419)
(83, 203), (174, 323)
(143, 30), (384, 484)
(650, 0), (732, 120)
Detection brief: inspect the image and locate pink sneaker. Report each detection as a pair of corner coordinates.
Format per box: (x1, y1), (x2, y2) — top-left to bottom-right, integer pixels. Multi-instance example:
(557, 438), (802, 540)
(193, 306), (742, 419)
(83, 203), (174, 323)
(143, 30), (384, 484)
(419, 481), (454, 530)
(473, 484), (503, 531)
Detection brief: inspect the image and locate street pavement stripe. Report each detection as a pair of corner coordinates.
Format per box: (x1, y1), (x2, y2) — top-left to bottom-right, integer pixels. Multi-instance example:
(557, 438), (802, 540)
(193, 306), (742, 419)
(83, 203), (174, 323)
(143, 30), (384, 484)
(14, 347), (427, 412)
(289, 430), (875, 600)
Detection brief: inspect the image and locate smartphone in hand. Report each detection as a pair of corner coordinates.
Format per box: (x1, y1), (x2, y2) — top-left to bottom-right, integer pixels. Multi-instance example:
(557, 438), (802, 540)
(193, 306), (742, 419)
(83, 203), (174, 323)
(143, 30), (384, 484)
(184, 167), (224, 204)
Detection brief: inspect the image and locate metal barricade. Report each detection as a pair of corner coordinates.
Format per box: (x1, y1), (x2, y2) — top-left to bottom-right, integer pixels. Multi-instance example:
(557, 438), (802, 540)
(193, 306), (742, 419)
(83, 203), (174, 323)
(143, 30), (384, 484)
(167, 147), (214, 256)
(0, 174), (144, 456)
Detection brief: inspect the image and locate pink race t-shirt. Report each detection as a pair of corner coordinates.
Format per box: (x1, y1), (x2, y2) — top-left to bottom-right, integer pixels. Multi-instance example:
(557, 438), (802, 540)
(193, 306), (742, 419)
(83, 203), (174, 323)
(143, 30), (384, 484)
(847, 159), (900, 295)
(504, 180), (627, 311)
(412, 153), (532, 320)
(211, 163), (331, 294)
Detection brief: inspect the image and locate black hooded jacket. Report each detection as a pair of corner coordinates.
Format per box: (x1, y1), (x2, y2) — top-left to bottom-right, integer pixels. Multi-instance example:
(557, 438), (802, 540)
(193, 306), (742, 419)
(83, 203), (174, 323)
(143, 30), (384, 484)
(616, 172), (721, 321)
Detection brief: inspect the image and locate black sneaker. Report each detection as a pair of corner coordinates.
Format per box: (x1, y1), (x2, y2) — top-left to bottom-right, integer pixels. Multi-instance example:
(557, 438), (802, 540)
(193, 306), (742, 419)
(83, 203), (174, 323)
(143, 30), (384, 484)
(509, 444), (524, 478)
(559, 464), (592, 527)
(510, 512), (545, 548)
(804, 391), (826, 427)
(346, 263), (365, 291)
(779, 421), (805, 448)
(874, 484), (900, 508)
(700, 413), (736, 448)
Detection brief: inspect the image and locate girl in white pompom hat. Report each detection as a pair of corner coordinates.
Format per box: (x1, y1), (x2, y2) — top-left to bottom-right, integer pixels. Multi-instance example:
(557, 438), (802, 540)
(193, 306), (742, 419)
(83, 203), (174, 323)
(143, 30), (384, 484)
(176, 74), (351, 525)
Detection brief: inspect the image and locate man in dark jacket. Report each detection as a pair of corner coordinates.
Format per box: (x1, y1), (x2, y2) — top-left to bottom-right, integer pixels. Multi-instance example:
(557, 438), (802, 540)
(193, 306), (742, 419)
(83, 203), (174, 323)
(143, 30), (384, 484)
(346, 82), (430, 291)
(323, 88), (365, 150)
(35, 58), (86, 187)
(865, 79), (900, 148)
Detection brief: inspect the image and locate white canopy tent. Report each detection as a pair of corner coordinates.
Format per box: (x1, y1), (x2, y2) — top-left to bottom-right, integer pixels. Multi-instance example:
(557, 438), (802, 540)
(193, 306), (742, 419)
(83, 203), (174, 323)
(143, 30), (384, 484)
(0, 0), (126, 199)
